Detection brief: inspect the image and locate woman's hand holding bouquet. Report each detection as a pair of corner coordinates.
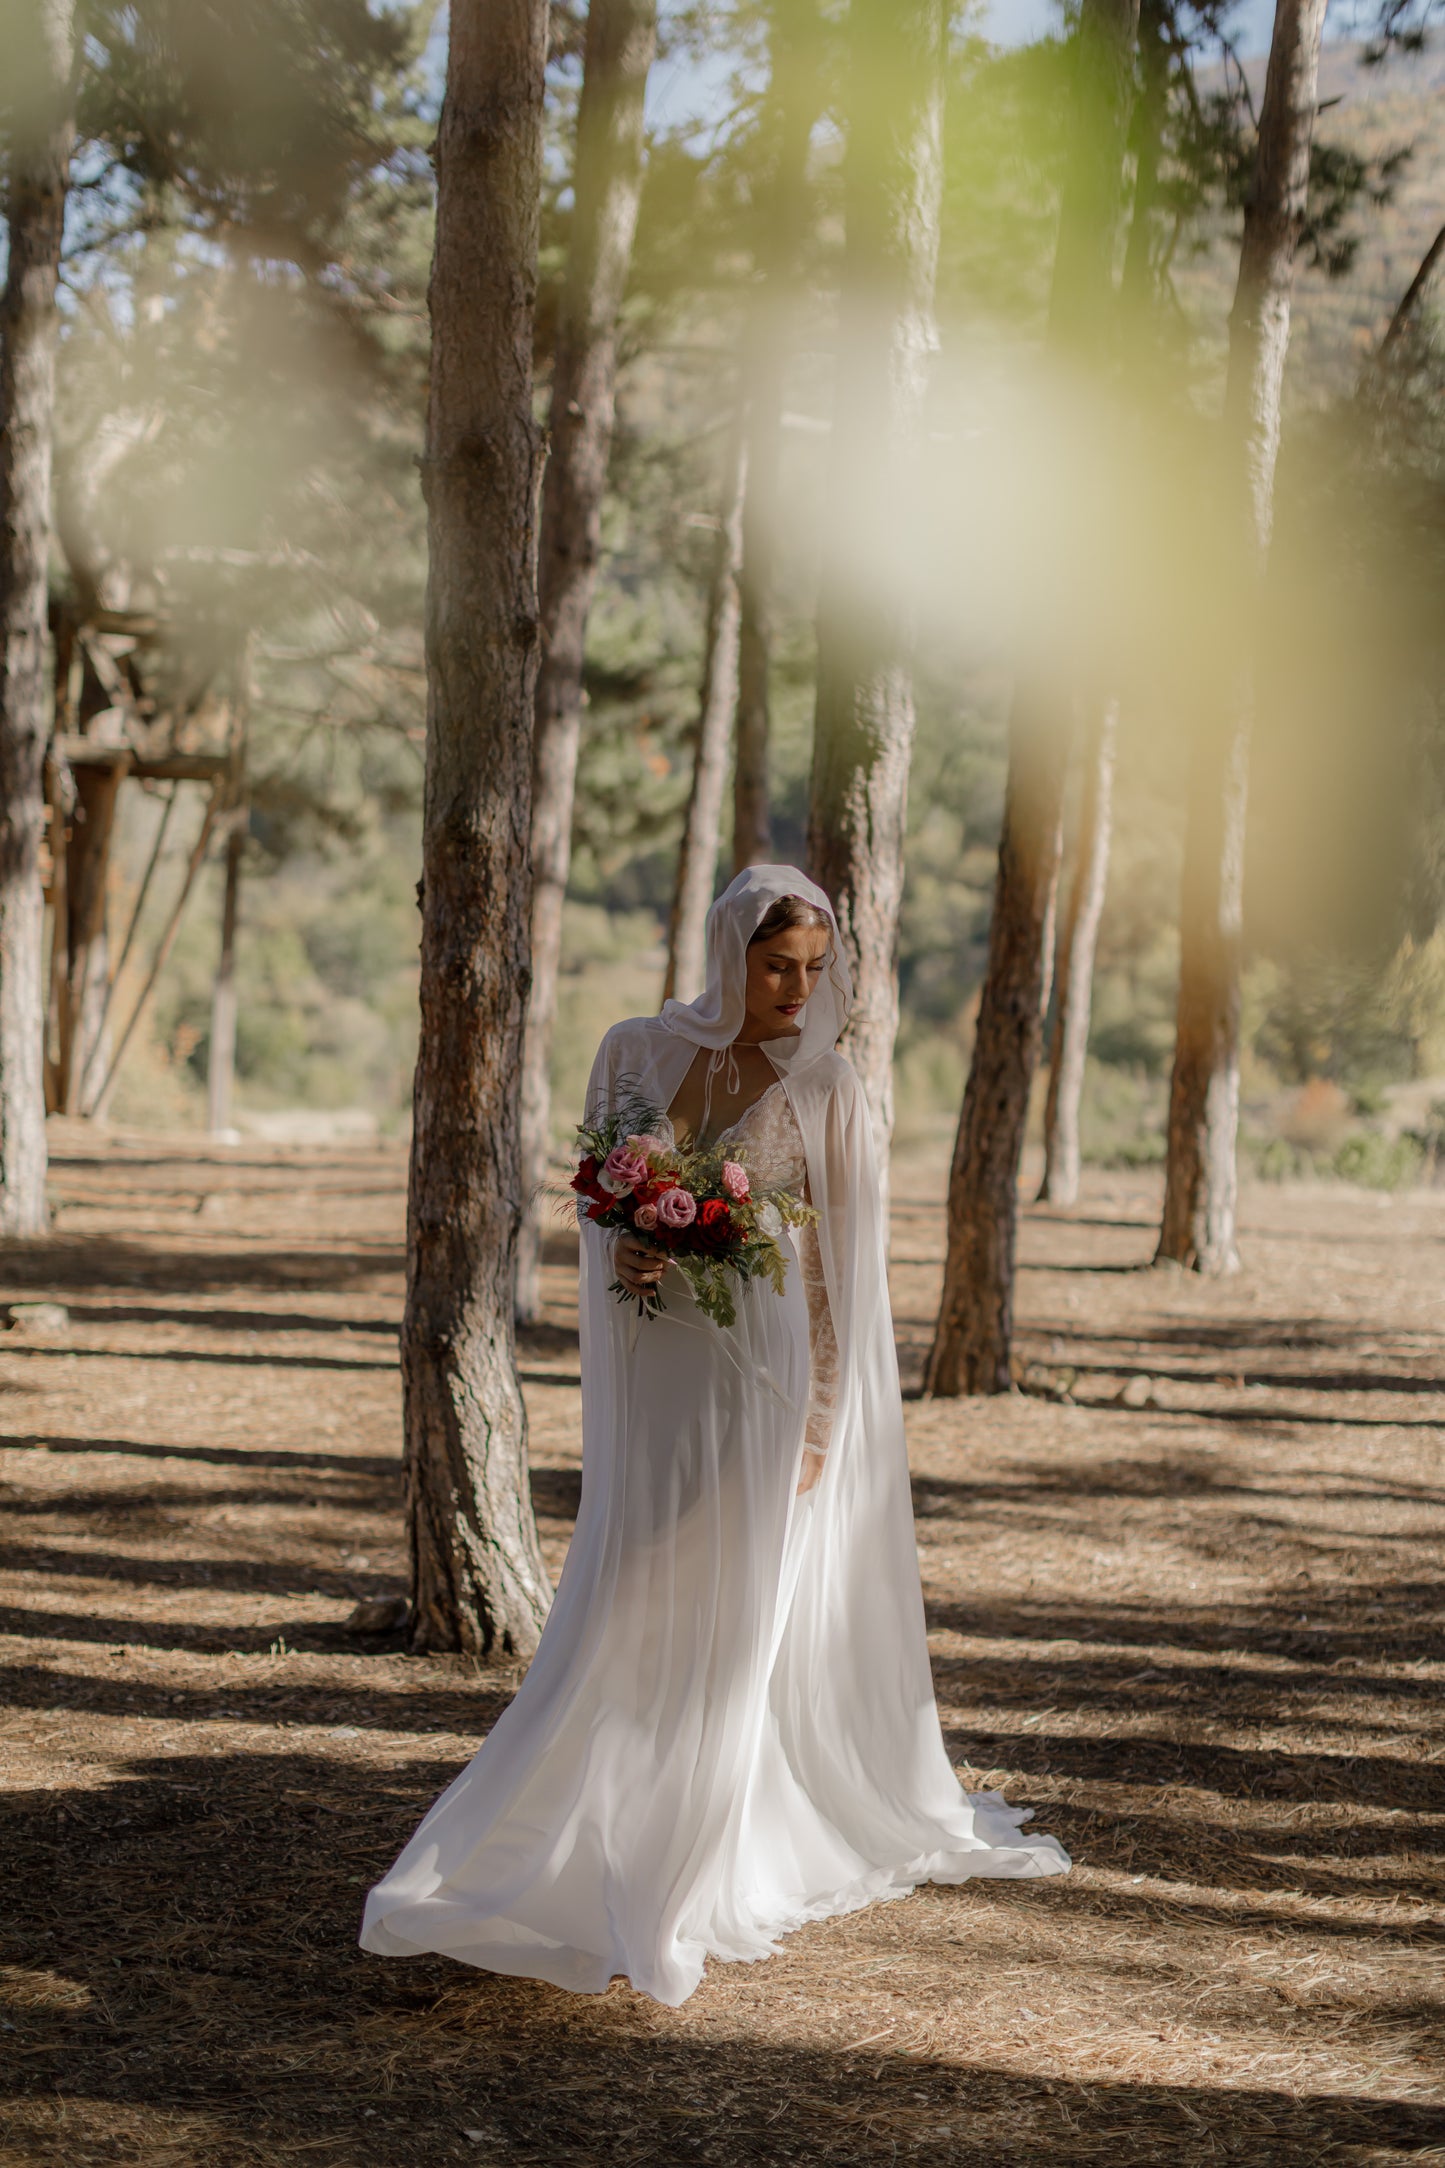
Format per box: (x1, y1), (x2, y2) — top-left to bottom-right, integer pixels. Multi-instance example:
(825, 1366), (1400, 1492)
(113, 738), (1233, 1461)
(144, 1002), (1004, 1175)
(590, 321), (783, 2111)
(567, 1098), (814, 1330)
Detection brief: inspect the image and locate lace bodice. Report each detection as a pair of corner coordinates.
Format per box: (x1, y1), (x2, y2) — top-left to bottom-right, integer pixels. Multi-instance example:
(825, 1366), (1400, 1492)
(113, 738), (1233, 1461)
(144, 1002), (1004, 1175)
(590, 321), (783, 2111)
(696, 1084), (838, 1459)
(713, 1079), (804, 1187)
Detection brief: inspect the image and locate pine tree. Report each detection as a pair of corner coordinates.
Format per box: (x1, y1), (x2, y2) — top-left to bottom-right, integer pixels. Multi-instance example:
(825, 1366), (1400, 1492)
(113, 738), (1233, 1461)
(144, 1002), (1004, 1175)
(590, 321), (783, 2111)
(807, 0), (946, 1160)
(402, 0), (552, 1657)
(516, 0), (656, 1326)
(664, 423), (747, 1004)
(0, 0), (76, 1235)
(731, 0), (825, 875)
(925, 0), (1140, 1396)
(1157, 0), (1329, 1275)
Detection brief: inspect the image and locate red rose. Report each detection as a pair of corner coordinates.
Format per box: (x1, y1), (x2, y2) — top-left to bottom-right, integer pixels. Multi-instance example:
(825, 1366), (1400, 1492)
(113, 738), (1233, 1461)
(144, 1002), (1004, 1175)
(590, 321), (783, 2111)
(694, 1197), (735, 1252)
(571, 1154), (611, 1206)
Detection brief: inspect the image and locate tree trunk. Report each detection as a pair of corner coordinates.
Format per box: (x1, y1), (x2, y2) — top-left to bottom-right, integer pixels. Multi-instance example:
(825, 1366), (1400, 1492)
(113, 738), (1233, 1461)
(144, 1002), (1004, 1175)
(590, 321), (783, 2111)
(1039, 698), (1118, 1205)
(731, 0), (824, 877)
(664, 427), (747, 1006)
(925, 0), (1139, 1397)
(207, 811), (244, 1136)
(1035, 3), (1163, 1207)
(514, 0), (656, 1326)
(1156, 0), (1328, 1274)
(1037, 806), (1065, 1025)
(0, 0), (74, 1234)
(807, 0), (947, 1162)
(402, 0), (552, 1659)
(1119, 0), (1169, 321)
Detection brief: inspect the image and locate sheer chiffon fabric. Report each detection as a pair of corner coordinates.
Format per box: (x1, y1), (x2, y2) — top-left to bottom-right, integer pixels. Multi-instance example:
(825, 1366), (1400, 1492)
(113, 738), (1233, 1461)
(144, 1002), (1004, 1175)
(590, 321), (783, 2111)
(360, 867), (1068, 2005)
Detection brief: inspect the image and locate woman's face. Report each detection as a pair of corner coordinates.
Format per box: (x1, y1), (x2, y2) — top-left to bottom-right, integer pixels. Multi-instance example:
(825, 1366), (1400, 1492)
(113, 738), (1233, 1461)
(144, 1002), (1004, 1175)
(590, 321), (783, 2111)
(740, 923), (831, 1041)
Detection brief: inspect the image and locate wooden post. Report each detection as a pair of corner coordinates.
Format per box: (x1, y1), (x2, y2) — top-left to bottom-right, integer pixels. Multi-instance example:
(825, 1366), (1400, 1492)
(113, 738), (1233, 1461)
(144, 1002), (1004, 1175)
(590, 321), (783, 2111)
(88, 782), (220, 1121)
(207, 808), (244, 1137)
(61, 753), (129, 1113)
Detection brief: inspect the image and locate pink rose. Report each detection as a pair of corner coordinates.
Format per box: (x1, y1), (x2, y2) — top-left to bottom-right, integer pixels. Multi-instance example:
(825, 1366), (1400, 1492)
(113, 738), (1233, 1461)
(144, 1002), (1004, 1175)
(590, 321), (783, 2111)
(656, 1186), (697, 1229)
(721, 1160), (749, 1201)
(599, 1144), (649, 1196)
(626, 1133), (668, 1161)
(633, 1202), (659, 1231)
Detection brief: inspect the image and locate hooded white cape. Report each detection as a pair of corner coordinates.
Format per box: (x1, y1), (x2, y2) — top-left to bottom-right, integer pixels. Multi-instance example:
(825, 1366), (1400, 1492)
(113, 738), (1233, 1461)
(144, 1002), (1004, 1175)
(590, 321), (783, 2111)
(361, 866), (1068, 2004)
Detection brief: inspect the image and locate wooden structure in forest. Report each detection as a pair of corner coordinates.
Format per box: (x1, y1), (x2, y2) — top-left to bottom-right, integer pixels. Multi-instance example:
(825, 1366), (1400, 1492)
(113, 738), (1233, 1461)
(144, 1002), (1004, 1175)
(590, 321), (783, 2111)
(42, 596), (243, 1120)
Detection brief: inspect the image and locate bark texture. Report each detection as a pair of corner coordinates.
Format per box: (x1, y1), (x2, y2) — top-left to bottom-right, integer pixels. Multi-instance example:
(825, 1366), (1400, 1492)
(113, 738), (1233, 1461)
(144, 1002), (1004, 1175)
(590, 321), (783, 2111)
(1035, 7), (1162, 1208)
(0, 0), (75, 1235)
(731, 0), (824, 876)
(515, 0), (656, 1325)
(664, 428), (747, 1007)
(1119, 0), (1169, 322)
(1039, 698), (1118, 1205)
(807, 0), (946, 1161)
(925, 0), (1139, 1396)
(1157, 0), (1327, 1274)
(403, 0), (552, 1658)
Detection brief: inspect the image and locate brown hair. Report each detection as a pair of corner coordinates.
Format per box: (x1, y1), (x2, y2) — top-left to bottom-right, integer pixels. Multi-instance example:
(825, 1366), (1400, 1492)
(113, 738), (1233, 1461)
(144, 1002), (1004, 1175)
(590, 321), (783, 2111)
(747, 895), (832, 947)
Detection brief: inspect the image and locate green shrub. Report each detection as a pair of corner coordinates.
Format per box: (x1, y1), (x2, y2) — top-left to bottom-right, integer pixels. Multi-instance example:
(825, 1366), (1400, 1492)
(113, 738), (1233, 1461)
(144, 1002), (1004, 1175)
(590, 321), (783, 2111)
(1251, 1136), (1316, 1182)
(1406, 1098), (1445, 1163)
(1349, 1080), (1389, 1118)
(1332, 1130), (1425, 1190)
(1078, 1060), (1168, 1168)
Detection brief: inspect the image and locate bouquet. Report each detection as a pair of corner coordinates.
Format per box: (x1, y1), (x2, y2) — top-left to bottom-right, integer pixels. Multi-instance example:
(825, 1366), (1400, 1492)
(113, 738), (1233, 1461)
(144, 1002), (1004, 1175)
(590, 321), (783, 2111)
(568, 1090), (815, 1329)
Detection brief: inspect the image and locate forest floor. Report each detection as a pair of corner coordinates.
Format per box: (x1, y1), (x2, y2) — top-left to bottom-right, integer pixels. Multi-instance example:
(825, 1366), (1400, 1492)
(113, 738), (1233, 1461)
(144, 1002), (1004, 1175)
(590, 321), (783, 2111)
(0, 1128), (1442, 2167)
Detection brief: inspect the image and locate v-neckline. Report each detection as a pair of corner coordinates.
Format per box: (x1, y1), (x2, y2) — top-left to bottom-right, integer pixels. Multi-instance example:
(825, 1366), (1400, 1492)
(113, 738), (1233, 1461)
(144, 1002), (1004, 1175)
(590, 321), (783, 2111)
(663, 1062), (784, 1154)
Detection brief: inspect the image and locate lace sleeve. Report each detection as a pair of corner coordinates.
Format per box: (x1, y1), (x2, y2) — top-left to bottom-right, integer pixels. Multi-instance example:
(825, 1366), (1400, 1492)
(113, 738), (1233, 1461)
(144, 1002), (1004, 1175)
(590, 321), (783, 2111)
(797, 1205), (838, 1455)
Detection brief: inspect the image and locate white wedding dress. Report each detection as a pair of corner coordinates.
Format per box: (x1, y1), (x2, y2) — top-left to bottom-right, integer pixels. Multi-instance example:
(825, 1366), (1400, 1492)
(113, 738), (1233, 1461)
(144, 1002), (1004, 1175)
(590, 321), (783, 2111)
(361, 866), (1068, 2005)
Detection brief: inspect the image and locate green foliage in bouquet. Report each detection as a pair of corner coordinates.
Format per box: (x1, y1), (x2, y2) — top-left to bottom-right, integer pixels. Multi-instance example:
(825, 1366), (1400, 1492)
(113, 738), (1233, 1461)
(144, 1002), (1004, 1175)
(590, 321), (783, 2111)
(566, 1087), (816, 1330)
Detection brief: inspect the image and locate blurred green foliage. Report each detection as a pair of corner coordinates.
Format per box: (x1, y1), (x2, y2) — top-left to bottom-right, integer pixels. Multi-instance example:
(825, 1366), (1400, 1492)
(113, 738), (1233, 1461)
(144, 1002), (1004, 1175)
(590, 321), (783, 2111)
(28, 0), (1445, 1190)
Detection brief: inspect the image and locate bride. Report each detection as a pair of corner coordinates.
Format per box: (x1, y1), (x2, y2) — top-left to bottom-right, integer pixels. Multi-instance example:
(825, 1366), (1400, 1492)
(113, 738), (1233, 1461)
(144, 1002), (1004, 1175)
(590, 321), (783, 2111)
(361, 864), (1068, 2005)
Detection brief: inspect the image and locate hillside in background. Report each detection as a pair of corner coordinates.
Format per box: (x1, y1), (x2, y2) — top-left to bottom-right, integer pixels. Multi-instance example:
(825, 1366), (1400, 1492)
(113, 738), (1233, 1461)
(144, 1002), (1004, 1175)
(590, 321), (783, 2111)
(1179, 40), (1445, 404)
(101, 32), (1445, 1180)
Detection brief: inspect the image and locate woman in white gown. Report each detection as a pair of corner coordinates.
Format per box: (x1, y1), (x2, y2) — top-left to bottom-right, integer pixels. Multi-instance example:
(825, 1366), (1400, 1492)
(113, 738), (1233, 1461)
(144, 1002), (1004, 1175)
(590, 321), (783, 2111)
(361, 865), (1068, 2005)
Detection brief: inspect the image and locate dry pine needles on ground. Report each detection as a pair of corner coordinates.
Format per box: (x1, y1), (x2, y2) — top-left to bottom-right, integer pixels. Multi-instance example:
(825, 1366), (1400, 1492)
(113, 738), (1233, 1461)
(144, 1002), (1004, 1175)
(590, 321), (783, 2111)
(0, 1129), (1442, 2166)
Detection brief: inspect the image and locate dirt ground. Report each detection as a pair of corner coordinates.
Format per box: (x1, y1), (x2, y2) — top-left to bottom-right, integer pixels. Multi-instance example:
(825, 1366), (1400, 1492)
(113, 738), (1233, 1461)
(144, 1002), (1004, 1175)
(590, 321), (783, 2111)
(0, 1125), (1442, 2167)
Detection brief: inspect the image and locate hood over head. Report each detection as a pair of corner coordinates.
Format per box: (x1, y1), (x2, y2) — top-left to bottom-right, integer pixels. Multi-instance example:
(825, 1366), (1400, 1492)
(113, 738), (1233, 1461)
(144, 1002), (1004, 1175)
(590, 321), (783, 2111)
(659, 864), (852, 1075)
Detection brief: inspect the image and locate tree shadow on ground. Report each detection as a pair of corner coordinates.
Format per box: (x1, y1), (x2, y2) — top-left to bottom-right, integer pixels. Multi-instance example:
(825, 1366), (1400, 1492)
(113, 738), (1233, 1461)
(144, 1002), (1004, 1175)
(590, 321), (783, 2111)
(2, 1749), (1441, 2168)
(3, 1432), (399, 1476)
(946, 1722), (1445, 1818)
(925, 1575), (1445, 1666)
(0, 1236), (404, 1297)
(0, 1340), (396, 1374)
(51, 1301), (402, 1337)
